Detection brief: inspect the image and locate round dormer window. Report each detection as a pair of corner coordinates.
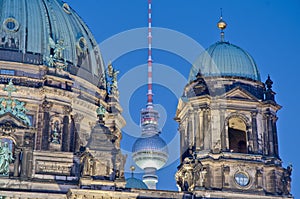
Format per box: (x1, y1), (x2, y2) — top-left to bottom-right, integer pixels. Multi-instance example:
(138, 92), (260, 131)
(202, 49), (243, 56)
(234, 172), (250, 187)
(3, 18), (19, 32)
(77, 37), (87, 53)
(63, 3), (71, 14)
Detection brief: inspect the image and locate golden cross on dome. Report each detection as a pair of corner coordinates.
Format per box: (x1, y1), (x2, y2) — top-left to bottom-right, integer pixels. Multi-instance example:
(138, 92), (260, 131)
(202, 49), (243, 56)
(4, 79), (17, 98)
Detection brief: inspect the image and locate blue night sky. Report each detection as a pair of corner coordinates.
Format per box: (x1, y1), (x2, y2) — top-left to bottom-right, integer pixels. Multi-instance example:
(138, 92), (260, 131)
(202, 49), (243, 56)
(67, 0), (299, 197)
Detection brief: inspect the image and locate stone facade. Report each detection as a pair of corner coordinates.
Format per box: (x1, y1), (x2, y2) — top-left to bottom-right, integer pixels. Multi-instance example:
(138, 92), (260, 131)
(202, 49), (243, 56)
(175, 74), (293, 198)
(0, 0), (294, 199)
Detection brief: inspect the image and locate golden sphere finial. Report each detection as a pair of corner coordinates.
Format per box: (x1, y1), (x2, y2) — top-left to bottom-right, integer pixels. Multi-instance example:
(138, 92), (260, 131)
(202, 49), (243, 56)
(130, 165), (136, 172)
(217, 8), (227, 31)
(217, 18), (227, 30)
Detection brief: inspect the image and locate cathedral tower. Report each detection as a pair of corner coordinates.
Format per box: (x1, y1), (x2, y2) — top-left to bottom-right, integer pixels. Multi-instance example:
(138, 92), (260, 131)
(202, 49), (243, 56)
(175, 17), (293, 198)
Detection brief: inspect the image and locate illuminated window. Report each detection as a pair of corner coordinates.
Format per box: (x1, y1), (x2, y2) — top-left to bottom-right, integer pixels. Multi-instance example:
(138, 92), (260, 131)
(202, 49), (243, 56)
(0, 69), (15, 75)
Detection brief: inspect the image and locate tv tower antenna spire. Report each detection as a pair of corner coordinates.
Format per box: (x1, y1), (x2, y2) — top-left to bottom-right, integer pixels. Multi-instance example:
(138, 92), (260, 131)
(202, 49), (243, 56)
(147, 0), (153, 108)
(132, 0), (168, 190)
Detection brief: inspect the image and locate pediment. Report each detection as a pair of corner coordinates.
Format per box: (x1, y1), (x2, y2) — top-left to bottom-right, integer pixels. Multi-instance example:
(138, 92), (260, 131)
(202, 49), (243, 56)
(0, 112), (29, 129)
(223, 87), (259, 102)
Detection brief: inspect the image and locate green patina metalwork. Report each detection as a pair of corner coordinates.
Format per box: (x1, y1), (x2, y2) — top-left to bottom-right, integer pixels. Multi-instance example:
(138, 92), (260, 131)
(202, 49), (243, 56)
(0, 80), (31, 126)
(45, 37), (67, 69)
(0, 142), (14, 176)
(96, 104), (106, 117)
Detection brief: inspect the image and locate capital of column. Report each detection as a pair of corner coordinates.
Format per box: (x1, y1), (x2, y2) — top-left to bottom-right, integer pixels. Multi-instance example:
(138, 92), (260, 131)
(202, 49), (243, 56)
(42, 100), (53, 112)
(63, 105), (72, 115)
(73, 113), (84, 123)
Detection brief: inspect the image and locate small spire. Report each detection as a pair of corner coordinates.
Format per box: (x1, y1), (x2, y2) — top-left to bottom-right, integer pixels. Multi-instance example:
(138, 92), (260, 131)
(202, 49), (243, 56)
(264, 75), (276, 102)
(217, 8), (227, 42)
(130, 165), (136, 178)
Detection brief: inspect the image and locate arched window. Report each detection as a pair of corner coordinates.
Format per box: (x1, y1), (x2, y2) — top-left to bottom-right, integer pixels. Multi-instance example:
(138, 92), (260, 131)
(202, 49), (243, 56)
(228, 117), (247, 153)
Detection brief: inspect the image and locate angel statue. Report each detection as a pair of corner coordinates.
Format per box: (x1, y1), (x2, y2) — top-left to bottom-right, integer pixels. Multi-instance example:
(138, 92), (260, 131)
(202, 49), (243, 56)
(49, 37), (65, 60)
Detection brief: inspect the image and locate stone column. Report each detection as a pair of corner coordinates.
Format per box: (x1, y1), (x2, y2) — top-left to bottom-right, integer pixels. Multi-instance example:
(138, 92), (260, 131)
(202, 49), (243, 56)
(179, 123), (186, 162)
(266, 113), (274, 156)
(188, 111), (194, 148)
(203, 108), (210, 150)
(41, 100), (53, 150)
(262, 114), (268, 156)
(273, 116), (279, 157)
(194, 108), (201, 151)
(73, 113), (84, 152)
(220, 109), (226, 151)
(69, 115), (76, 152)
(61, 105), (72, 152)
(20, 149), (29, 179)
(13, 149), (21, 177)
(199, 109), (204, 150)
(251, 111), (259, 153)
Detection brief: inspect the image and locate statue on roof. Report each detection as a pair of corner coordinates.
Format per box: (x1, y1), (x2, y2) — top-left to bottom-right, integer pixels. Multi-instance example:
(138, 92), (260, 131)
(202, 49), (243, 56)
(45, 37), (67, 69)
(49, 37), (66, 60)
(0, 142), (14, 176)
(106, 62), (119, 96)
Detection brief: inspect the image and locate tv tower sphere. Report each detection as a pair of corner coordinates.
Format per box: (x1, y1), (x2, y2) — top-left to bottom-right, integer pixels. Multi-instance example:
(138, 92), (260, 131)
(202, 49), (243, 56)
(132, 132), (168, 170)
(132, 108), (168, 189)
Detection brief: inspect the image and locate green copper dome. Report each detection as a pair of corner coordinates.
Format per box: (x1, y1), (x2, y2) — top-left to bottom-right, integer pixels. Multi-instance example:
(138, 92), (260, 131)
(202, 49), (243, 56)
(125, 177), (148, 189)
(189, 41), (261, 82)
(0, 0), (105, 86)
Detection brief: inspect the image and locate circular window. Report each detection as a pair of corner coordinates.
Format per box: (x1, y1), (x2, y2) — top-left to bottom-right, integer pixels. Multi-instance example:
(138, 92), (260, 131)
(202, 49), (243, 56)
(79, 39), (85, 49)
(234, 172), (250, 187)
(77, 37), (87, 53)
(63, 3), (71, 14)
(3, 18), (19, 32)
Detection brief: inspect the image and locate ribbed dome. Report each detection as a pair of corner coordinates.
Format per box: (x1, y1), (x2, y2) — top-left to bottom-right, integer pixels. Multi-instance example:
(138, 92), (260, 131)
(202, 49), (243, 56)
(125, 177), (148, 189)
(132, 134), (168, 170)
(189, 41), (261, 82)
(0, 0), (105, 85)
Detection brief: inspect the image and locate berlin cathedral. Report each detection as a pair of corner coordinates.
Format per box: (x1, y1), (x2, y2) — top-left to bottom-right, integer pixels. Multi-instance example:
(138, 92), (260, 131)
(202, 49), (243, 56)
(0, 0), (294, 198)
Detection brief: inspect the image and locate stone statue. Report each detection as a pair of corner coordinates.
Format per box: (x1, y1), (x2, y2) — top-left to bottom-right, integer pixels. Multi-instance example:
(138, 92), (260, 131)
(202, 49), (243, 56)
(176, 175), (184, 191)
(81, 151), (94, 176)
(184, 170), (193, 191)
(111, 69), (119, 90)
(115, 153), (127, 179)
(51, 121), (61, 144)
(0, 142), (14, 176)
(283, 164), (292, 195)
(106, 62), (119, 96)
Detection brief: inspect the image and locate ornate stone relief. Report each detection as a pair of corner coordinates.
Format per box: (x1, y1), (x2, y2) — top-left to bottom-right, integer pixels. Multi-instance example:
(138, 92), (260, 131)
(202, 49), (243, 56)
(0, 80), (31, 126)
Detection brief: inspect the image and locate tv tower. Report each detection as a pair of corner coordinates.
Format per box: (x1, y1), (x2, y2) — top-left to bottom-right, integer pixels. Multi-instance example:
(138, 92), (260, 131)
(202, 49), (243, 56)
(132, 0), (168, 190)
